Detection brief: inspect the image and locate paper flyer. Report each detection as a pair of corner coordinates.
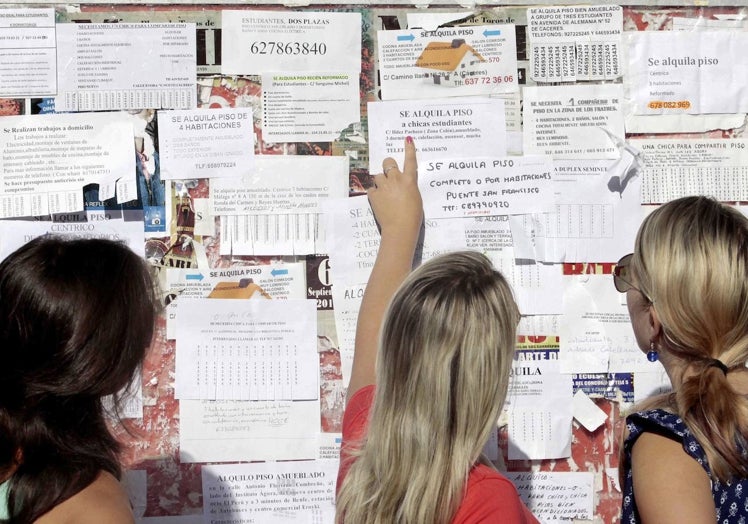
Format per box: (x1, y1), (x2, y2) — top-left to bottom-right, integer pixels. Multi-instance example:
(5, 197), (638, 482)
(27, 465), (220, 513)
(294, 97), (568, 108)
(378, 24), (518, 100)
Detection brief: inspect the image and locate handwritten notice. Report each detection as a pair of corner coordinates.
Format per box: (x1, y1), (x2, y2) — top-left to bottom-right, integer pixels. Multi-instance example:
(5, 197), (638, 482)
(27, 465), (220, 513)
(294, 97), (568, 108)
(506, 471), (594, 522)
(180, 399), (320, 462)
(159, 108), (254, 180)
(523, 84), (624, 159)
(222, 10), (361, 74)
(560, 271), (643, 373)
(377, 24), (518, 100)
(626, 31), (748, 115)
(202, 460), (338, 524)
(420, 156), (554, 217)
(367, 97), (506, 172)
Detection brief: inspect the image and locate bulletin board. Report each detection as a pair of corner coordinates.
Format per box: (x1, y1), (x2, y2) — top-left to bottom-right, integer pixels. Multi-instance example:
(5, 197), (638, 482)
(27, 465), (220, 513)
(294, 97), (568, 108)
(2, 2), (748, 523)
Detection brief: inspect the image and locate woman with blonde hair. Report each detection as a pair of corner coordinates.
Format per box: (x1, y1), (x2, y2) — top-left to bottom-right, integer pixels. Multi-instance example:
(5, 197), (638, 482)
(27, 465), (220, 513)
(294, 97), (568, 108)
(336, 137), (537, 523)
(614, 196), (748, 523)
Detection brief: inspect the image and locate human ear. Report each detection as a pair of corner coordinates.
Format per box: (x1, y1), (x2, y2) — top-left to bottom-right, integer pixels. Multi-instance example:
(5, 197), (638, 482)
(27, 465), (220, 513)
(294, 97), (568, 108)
(649, 305), (663, 341)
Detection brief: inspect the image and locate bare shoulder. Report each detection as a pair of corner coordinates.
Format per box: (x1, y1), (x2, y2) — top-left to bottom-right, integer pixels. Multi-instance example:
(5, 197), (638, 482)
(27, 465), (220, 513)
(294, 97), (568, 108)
(35, 471), (134, 524)
(631, 431), (715, 524)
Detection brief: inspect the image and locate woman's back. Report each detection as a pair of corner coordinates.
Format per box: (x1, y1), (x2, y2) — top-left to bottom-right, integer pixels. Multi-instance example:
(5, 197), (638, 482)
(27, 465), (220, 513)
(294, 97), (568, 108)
(622, 408), (748, 523)
(35, 472), (134, 524)
(616, 196), (748, 522)
(335, 138), (538, 523)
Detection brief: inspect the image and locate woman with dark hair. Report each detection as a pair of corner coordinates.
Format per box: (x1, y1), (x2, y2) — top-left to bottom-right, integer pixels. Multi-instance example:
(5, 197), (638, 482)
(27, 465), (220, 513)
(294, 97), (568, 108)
(0, 236), (159, 523)
(615, 196), (748, 523)
(336, 138), (537, 523)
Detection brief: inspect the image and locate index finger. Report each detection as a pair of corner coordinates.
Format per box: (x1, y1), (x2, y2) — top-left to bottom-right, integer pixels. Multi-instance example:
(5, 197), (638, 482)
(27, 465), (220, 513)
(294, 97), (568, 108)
(402, 136), (417, 179)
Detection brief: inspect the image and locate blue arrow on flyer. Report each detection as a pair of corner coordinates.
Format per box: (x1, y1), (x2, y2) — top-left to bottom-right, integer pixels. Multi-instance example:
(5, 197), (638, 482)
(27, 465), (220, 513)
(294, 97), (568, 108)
(186, 273), (204, 281)
(483, 29), (502, 37)
(397, 34), (416, 42)
(271, 268), (289, 277)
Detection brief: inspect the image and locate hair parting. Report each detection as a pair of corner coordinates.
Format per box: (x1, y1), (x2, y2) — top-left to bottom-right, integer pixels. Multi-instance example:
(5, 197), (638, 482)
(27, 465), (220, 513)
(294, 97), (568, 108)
(336, 251), (519, 524)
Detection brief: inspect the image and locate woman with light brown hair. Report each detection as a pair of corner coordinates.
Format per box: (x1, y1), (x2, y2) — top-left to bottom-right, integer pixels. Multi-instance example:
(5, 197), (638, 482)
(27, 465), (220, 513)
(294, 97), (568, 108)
(615, 196), (748, 523)
(335, 137), (537, 524)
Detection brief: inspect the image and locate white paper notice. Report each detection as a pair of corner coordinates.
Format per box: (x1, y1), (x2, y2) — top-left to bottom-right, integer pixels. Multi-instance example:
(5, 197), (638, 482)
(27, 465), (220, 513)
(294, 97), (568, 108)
(122, 470), (147, 518)
(367, 97), (506, 173)
(631, 138), (748, 204)
(175, 298), (318, 401)
(528, 5), (622, 82)
(202, 460), (338, 524)
(626, 31), (748, 115)
(634, 368), (672, 403)
(626, 15), (745, 133)
(211, 155), (347, 215)
(221, 11), (361, 74)
(317, 432), (342, 460)
(219, 213), (325, 257)
(572, 389), (608, 432)
(510, 158), (644, 263)
(55, 23), (196, 112)
(261, 72), (359, 142)
(419, 156), (554, 217)
(506, 349), (572, 460)
(138, 517), (202, 524)
(329, 281), (362, 386)
(323, 195), (376, 383)
(378, 25), (518, 100)
(213, 156), (346, 256)
(159, 108), (254, 180)
(506, 471), (595, 522)
(0, 112), (135, 218)
(179, 398), (320, 463)
(0, 214), (145, 262)
(406, 11), (473, 31)
(324, 195), (377, 289)
(0, 8), (56, 97)
(561, 272), (643, 373)
(489, 252), (563, 316)
(164, 263), (307, 340)
(523, 84), (624, 159)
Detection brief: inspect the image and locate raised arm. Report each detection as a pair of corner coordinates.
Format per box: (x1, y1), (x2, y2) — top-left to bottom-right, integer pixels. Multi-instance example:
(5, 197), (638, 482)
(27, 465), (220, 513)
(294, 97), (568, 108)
(346, 137), (423, 404)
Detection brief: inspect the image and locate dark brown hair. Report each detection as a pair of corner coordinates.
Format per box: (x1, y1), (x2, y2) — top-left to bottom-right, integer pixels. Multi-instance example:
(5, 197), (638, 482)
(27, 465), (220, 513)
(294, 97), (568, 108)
(0, 236), (158, 522)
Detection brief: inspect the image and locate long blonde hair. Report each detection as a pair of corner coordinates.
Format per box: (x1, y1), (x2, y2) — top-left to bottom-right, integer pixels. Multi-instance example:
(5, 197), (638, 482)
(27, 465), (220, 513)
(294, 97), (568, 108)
(336, 251), (519, 524)
(630, 196), (748, 482)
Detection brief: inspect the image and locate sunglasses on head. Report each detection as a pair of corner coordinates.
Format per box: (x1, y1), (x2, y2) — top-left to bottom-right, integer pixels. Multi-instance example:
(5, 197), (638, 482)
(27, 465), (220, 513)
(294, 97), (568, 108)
(613, 253), (652, 302)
